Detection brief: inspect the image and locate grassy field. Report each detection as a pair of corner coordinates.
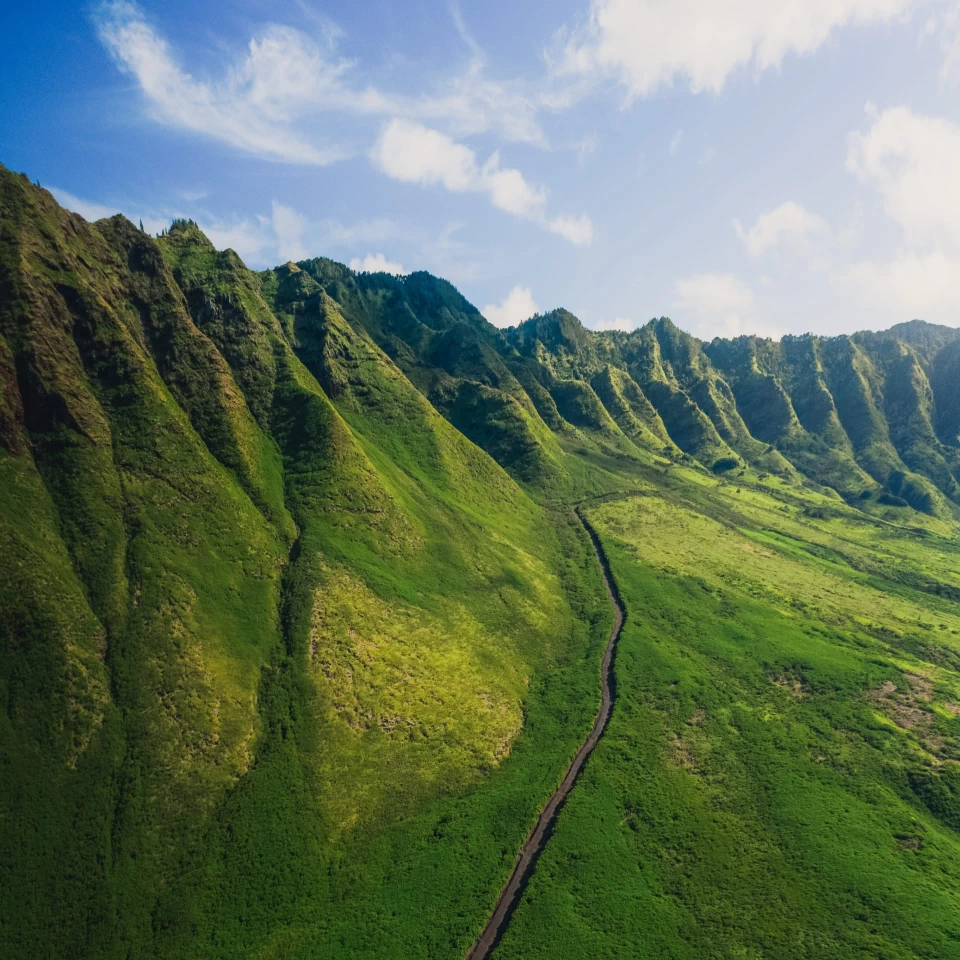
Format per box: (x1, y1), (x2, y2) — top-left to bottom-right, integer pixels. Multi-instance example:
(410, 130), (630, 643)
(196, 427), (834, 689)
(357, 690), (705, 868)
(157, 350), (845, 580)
(496, 475), (960, 959)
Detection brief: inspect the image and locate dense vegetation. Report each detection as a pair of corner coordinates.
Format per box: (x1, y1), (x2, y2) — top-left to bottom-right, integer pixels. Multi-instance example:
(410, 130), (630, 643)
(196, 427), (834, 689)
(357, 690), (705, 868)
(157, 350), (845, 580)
(2, 164), (960, 958)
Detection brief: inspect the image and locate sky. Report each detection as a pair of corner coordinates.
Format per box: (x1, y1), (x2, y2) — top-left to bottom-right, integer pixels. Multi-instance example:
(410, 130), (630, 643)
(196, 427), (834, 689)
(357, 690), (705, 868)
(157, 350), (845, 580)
(2, 1), (960, 339)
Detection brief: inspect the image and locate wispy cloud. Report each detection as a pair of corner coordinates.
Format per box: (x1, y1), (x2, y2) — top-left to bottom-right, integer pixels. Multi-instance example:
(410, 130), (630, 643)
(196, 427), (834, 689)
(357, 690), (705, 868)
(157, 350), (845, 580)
(673, 271), (776, 339)
(50, 186), (171, 236)
(94, 1), (546, 165)
(271, 201), (308, 261)
(316, 217), (402, 248)
(449, 0), (482, 58)
(201, 217), (277, 265)
(842, 102), (960, 321)
(48, 188), (118, 224)
(935, 1), (960, 85)
(370, 119), (593, 244)
(847, 103), (960, 252)
(734, 201), (830, 258)
(844, 252), (960, 317)
(594, 316), (638, 331)
(49, 184), (305, 267)
(419, 222), (481, 284)
(575, 133), (599, 168)
(96, 3), (346, 164)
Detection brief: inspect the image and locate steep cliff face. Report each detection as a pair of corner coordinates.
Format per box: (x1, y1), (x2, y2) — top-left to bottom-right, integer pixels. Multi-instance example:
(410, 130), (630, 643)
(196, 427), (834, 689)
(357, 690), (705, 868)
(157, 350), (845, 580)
(477, 307), (960, 512)
(495, 312), (960, 513)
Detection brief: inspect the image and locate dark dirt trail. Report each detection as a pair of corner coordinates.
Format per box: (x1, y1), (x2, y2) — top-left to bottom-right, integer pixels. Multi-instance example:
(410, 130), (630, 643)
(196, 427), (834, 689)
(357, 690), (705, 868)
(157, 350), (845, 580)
(465, 506), (625, 960)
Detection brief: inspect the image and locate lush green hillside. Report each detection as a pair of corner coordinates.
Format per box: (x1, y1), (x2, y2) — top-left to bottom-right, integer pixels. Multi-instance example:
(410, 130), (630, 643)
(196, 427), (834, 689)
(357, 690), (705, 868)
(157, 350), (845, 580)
(0, 169), (611, 958)
(2, 166), (960, 959)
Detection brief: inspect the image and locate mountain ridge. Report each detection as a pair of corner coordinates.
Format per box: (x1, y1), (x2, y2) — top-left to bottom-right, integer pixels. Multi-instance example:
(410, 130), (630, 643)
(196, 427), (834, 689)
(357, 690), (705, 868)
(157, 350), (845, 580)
(3, 165), (960, 958)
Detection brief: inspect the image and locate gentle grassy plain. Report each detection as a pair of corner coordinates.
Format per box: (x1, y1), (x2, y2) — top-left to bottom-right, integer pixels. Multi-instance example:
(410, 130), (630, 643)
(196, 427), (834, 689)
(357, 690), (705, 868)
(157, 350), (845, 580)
(497, 476), (960, 959)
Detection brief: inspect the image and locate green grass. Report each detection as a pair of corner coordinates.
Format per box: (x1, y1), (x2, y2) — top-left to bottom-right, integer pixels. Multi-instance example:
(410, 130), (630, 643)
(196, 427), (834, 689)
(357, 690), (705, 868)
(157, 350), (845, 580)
(497, 483), (960, 959)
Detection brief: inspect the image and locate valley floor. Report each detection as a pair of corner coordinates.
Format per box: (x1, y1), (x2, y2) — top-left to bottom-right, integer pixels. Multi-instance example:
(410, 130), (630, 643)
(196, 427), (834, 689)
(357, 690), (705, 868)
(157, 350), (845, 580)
(495, 469), (960, 959)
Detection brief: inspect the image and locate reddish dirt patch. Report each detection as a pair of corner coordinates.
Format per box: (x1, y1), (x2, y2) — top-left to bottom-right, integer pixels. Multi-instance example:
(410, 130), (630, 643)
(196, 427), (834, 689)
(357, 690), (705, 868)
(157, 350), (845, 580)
(866, 677), (952, 758)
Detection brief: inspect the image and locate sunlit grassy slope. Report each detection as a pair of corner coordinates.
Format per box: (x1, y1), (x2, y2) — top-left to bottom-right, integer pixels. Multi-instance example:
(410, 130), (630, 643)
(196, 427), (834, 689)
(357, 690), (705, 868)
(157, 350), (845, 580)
(498, 469), (960, 959)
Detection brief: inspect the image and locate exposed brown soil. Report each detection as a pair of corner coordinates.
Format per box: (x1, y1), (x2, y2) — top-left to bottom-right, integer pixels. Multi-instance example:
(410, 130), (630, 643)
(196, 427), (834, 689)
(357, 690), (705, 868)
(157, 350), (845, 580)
(773, 673), (808, 698)
(867, 675), (950, 758)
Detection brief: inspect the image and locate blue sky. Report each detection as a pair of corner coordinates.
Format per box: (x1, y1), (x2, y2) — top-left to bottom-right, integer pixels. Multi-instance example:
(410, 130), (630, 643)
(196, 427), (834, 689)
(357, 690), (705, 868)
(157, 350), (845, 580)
(2, 0), (960, 338)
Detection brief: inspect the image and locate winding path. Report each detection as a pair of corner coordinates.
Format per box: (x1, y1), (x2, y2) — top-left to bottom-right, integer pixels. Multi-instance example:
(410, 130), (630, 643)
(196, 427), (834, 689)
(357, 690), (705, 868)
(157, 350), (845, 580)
(465, 506), (625, 960)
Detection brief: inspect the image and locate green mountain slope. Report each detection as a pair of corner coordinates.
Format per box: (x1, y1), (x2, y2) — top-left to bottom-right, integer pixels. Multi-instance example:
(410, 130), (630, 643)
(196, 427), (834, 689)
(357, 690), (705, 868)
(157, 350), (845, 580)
(0, 170), (610, 958)
(3, 167), (960, 959)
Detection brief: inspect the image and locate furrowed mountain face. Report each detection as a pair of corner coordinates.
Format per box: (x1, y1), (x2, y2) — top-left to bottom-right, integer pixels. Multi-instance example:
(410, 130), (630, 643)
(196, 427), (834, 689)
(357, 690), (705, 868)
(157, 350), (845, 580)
(0, 170), (610, 957)
(288, 260), (960, 518)
(2, 165), (960, 959)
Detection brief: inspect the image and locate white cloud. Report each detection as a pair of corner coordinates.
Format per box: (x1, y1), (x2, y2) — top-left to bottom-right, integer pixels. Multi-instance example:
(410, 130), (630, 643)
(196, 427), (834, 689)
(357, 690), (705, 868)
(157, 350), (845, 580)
(410, 60), (546, 146)
(575, 133), (599, 168)
(50, 186), (170, 235)
(371, 119), (477, 191)
(349, 252), (407, 275)
(96, 4), (345, 164)
(482, 285), (539, 328)
(936, 2), (960, 84)
(271, 201), (308, 261)
(419, 221), (481, 284)
(49, 188), (117, 223)
(371, 119), (593, 244)
(673, 272), (774, 339)
(548, 214), (595, 245)
(482, 153), (549, 217)
(840, 104), (960, 323)
(314, 218), (401, 249)
(675, 272), (754, 315)
(846, 252), (960, 319)
(95, 2), (545, 165)
(449, 0), (482, 57)
(847, 104), (960, 252)
(734, 201), (830, 258)
(201, 217), (277, 265)
(555, 0), (914, 98)
(48, 182), (305, 267)
(594, 316), (638, 331)
(669, 129), (683, 155)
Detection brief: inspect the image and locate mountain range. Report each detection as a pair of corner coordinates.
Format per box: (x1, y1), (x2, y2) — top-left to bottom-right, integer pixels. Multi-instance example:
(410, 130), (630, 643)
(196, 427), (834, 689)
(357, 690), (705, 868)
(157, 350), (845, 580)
(3, 165), (960, 959)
